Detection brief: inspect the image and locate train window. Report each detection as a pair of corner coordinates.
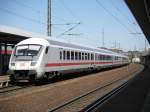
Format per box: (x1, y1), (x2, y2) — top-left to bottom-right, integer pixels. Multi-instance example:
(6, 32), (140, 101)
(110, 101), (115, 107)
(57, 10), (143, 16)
(104, 55), (107, 60)
(71, 51), (74, 60)
(108, 56), (110, 60)
(101, 55), (103, 60)
(108, 56), (111, 60)
(105, 55), (107, 60)
(91, 54), (94, 60)
(99, 55), (102, 60)
(100, 55), (102, 60)
(63, 51), (66, 60)
(88, 53), (90, 60)
(79, 52), (81, 60)
(110, 56), (112, 60)
(85, 53), (88, 60)
(99, 55), (103, 60)
(98, 55), (100, 60)
(118, 57), (120, 60)
(82, 52), (84, 60)
(103, 55), (105, 60)
(106, 55), (108, 60)
(45, 46), (49, 54)
(102, 55), (104, 60)
(67, 51), (70, 60)
(116, 56), (118, 60)
(97, 54), (99, 60)
(75, 52), (78, 60)
(99, 54), (101, 60)
(95, 53), (97, 60)
(60, 51), (62, 60)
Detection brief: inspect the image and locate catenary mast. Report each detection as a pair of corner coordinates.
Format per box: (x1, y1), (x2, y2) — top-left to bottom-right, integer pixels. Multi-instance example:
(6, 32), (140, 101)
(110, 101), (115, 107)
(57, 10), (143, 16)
(47, 0), (51, 36)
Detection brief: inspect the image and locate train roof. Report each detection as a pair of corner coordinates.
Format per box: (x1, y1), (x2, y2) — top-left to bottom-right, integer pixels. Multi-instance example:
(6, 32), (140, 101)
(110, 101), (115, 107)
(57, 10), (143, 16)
(47, 38), (120, 55)
(17, 38), (50, 46)
(19, 37), (127, 58)
(43, 37), (127, 58)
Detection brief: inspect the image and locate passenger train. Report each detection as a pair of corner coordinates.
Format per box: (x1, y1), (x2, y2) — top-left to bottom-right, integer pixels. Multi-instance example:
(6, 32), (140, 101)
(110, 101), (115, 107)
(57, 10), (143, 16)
(9, 37), (129, 82)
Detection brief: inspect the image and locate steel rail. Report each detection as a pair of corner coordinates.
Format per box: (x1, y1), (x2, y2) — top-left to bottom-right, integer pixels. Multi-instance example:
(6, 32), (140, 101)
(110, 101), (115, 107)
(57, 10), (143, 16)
(0, 85), (33, 94)
(83, 80), (128, 112)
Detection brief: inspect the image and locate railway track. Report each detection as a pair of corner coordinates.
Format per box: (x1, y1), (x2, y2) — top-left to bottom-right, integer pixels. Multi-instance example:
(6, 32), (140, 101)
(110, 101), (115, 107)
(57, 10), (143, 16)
(0, 65), (129, 96)
(83, 67), (144, 112)
(0, 66), (127, 95)
(0, 84), (33, 95)
(82, 80), (128, 112)
(48, 66), (143, 112)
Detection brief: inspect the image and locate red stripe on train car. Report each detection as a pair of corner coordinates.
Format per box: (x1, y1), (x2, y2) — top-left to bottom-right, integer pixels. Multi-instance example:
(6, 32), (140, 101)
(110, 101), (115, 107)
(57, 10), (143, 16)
(45, 61), (114, 67)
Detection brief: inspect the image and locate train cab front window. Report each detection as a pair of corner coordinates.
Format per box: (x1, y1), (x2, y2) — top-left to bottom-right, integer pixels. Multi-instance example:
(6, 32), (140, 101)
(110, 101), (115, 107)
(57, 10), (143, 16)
(15, 44), (42, 56)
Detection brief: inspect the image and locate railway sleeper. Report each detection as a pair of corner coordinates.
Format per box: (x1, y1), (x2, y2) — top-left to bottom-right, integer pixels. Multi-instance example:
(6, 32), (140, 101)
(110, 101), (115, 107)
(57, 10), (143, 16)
(0, 80), (9, 88)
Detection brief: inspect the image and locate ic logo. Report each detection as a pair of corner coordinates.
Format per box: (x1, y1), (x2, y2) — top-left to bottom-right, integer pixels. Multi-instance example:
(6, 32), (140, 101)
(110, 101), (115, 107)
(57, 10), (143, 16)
(20, 63), (25, 67)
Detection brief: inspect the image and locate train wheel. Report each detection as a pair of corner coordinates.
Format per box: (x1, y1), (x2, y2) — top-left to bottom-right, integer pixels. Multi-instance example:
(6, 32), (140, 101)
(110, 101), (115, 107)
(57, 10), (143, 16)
(9, 74), (16, 84)
(29, 75), (36, 82)
(47, 72), (56, 80)
(55, 72), (62, 79)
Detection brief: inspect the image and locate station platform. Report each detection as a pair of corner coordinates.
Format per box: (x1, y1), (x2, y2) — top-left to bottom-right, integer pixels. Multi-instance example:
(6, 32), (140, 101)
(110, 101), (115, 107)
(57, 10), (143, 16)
(96, 66), (150, 112)
(141, 88), (150, 112)
(0, 75), (9, 81)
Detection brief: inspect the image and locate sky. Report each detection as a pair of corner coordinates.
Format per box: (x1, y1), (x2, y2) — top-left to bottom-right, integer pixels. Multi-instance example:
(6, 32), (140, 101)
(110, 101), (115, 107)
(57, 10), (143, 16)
(0, 0), (149, 51)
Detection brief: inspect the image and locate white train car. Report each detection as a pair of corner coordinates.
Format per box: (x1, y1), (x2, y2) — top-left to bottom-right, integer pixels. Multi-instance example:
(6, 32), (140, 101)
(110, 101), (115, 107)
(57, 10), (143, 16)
(132, 57), (141, 63)
(9, 38), (129, 82)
